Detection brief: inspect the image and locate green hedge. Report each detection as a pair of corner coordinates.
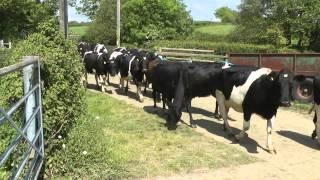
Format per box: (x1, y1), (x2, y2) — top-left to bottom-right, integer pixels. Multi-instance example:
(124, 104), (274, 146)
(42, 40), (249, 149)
(0, 20), (85, 177)
(148, 40), (296, 54)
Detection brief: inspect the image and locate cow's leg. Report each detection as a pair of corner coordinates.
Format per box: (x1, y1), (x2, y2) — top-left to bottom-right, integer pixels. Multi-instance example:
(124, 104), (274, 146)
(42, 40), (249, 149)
(101, 75), (107, 92)
(107, 73), (110, 85)
(136, 83), (144, 102)
(162, 96), (166, 110)
(315, 104), (320, 145)
(185, 99), (196, 128)
(216, 90), (233, 135)
(83, 71), (88, 88)
(266, 115), (277, 154)
(94, 74), (99, 88)
(125, 79), (129, 95)
(213, 101), (220, 119)
(312, 111), (317, 139)
(235, 112), (251, 140)
(144, 81), (148, 95)
(152, 90), (157, 108)
(119, 77), (124, 89)
(156, 92), (161, 102)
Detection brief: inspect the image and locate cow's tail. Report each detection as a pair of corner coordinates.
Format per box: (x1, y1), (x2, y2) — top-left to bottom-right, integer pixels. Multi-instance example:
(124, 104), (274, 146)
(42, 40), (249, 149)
(167, 65), (188, 128)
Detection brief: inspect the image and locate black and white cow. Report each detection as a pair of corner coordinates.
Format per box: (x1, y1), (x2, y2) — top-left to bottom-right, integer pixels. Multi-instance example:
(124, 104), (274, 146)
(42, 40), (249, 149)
(78, 42), (93, 58)
(215, 67), (292, 153)
(83, 44), (118, 91)
(111, 48), (146, 102)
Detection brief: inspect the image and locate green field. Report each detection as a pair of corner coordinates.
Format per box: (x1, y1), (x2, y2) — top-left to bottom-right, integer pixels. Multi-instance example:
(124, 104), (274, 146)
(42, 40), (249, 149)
(194, 23), (235, 36)
(69, 25), (88, 36)
(51, 91), (257, 179)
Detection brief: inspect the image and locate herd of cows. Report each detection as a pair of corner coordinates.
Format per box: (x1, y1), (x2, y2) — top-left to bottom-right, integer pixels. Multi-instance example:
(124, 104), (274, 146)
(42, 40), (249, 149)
(78, 42), (320, 153)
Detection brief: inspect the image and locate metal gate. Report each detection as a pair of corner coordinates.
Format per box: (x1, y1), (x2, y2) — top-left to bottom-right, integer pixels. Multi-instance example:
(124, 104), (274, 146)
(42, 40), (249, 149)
(0, 56), (44, 179)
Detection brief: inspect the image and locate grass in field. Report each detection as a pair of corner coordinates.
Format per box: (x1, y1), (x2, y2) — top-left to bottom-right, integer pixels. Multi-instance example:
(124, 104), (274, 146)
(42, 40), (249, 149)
(69, 25), (88, 36)
(194, 23), (235, 36)
(51, 91), (257, 179)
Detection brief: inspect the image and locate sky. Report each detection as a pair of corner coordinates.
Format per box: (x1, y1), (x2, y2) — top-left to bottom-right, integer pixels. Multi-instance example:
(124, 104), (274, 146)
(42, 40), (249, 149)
(68, 0), (241, 22)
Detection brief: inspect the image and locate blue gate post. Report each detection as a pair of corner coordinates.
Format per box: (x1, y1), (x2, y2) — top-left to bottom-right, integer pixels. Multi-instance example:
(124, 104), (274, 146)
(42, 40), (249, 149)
(23, 56), (37, 142)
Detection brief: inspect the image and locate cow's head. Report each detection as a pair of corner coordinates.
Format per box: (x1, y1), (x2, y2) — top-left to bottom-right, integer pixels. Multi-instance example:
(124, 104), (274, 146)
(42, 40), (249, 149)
(167, 102), (182, 130)
(273, 69), (293, 107)
(107, 59), (119, 76)
(78, 42), (90, 57)
(95, 44), (108, 54)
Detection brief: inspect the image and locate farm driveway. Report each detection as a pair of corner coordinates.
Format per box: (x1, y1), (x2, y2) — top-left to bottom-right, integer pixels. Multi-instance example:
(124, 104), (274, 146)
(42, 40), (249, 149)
(88, 75), (320, 180)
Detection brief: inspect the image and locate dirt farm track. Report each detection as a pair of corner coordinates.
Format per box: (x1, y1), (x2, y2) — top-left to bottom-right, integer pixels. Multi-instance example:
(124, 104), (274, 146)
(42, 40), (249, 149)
(88, 75), (320, 180)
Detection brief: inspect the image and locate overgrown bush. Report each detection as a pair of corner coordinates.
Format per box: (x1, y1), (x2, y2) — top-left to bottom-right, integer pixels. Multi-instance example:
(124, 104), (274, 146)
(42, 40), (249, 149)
(0, 20), (85, 177)
(148, 40), (296, 54)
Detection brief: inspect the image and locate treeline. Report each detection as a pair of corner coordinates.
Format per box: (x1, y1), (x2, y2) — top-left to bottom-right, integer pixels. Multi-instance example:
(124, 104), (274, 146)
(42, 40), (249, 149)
(74, 0), (320, 52)
(232, 0), (320, 51)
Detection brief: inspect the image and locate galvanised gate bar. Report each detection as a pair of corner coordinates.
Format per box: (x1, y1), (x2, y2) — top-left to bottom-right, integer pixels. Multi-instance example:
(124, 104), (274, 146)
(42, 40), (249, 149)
(0, 56), (44, 179)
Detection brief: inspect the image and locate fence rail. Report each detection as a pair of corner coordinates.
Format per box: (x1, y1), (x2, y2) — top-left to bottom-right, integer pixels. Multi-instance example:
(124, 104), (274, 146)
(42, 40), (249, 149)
(0, 56), (44, 179)
(159, 47), (227, 62)
(228, 53), (320, 76)
(0, 40), (12, 49)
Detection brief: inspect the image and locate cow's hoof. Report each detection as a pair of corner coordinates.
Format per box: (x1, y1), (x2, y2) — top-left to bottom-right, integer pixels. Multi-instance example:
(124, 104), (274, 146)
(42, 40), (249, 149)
(213, 113), (221, 119)
(139, 98), (144, 103)
(311, 131), (317, 139)
(234, 134), (242, 141)
(267, 148), (277, 154)
(227, 132), (235, 138)
(191, 124), (197, 128)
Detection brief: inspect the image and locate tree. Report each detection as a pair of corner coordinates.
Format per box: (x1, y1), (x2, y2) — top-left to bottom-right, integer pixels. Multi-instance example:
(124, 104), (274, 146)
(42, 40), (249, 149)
(82, 0), (117, 44)
(121, 0), (193, 44)
(83, 0), (192, 45)
(233, 0), (320, 51)
(214, 7), (237, 23)
(69, 0), (101, 20)
(0, 0), (56, 40)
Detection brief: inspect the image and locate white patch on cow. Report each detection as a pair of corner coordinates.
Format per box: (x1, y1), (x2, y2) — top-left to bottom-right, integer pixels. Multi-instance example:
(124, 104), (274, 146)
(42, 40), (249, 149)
(109, 51), (123, 60)
(84, 51), (93, 57)
(315, 104), (320, 145)
(128, 56), (136, 79)
(226, 68), (272, 112)
(267, 115), (276, 152)
(94, 44), (103, 53)
(222, 62), (231, 69)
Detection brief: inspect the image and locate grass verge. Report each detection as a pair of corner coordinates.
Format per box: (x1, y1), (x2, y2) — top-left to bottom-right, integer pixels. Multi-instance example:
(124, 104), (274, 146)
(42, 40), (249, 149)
(49, 91), (257, 179)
